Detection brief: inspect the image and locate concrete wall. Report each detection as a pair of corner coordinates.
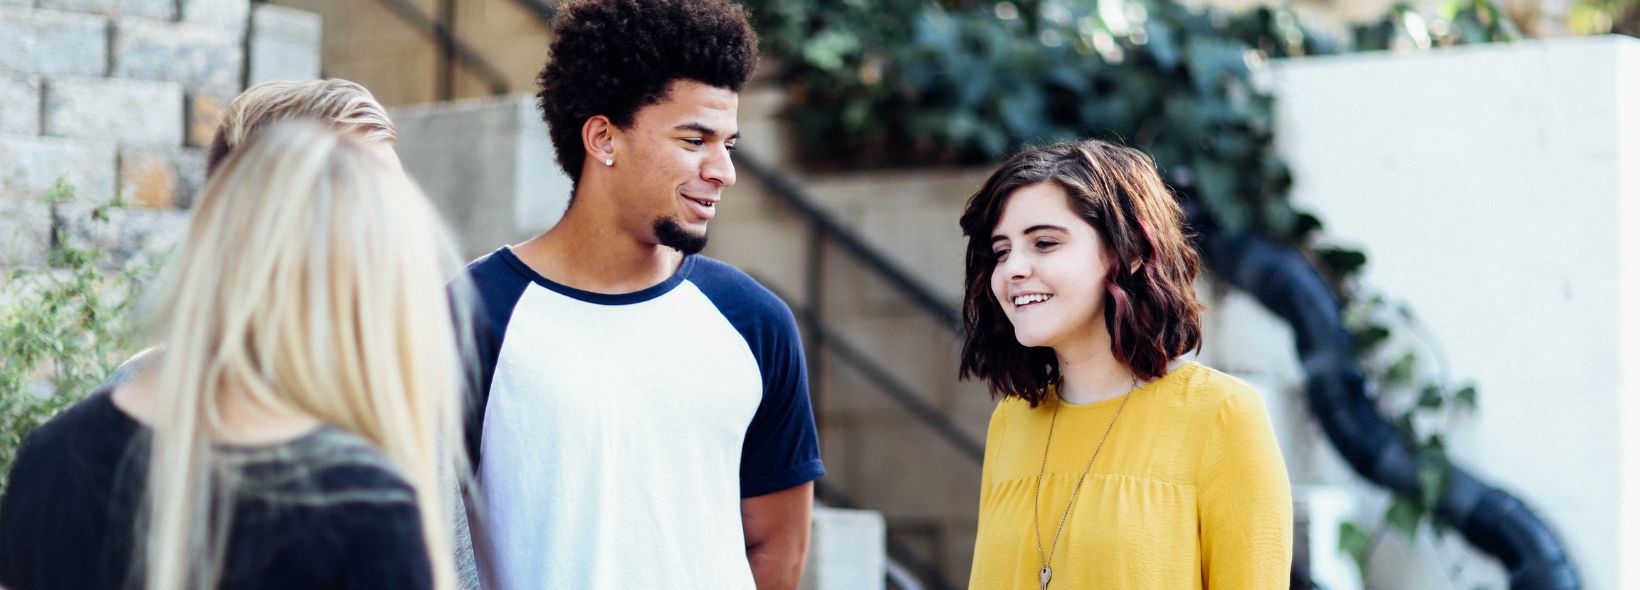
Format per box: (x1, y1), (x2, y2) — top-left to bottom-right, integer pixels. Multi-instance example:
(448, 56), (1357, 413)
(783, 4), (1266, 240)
(391, 93), (570, 261)
(801, 506), (887, 590)
(1269, 34), (1640, 589)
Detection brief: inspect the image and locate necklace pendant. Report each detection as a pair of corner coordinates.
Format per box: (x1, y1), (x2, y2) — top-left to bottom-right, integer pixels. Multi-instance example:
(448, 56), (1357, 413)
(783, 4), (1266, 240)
(1040, 564), (1052, 590)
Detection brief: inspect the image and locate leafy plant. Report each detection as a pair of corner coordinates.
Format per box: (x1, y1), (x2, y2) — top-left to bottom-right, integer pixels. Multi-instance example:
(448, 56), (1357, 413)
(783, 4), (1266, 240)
(738, 0), (1516, 582)
(1569, 0), (1640, 36)
(0, 179), (165, 493)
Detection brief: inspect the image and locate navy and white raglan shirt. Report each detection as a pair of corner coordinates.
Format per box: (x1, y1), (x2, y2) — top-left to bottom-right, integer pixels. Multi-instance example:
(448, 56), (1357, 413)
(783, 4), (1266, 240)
(463, 247), (825, 589)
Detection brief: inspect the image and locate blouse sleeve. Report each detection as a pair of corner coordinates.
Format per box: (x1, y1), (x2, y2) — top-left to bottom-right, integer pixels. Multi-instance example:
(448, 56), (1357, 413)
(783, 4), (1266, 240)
(1196, 388), (1293, 588)
(978, 400), (1010, 502)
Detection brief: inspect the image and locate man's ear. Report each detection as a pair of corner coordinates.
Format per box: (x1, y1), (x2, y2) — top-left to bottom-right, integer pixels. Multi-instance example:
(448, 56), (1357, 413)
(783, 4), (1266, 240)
(582, 115), (618, 164)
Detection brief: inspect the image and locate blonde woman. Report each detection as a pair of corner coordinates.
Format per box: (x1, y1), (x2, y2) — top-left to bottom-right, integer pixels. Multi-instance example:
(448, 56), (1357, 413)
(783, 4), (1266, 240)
(0, 123), (468, 590)
(99, 77), (405, 385)
(95, 77), (479, 589)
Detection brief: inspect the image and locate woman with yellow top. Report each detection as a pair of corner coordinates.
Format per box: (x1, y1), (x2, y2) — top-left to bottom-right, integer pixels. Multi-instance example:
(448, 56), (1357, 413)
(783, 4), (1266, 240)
(959, 139), (1292, 589)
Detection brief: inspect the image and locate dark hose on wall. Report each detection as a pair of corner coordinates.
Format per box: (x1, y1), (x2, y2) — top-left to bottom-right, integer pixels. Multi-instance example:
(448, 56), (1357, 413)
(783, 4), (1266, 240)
(1193, 219), (1579, 589)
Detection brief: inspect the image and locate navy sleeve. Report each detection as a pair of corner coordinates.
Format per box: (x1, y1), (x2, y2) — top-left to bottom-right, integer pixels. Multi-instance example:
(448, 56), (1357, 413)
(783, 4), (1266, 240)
(689, 257), (826, 498)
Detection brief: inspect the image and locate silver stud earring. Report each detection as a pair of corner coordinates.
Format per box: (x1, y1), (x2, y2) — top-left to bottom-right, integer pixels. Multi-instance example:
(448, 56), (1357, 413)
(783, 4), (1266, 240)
(604, 158), (614, 166)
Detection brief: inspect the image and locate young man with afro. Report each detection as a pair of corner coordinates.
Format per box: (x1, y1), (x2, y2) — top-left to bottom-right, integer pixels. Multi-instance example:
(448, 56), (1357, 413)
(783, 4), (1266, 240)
(461, 0), (825, 588)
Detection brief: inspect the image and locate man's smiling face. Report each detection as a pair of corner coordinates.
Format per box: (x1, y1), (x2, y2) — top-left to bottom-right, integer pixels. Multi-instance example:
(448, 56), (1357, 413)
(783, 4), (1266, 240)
(608, 79), (739, 254)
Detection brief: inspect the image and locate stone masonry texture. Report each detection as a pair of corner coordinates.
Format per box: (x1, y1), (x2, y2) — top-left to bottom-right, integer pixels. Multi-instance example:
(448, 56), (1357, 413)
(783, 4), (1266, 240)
(112, 17), (243, 99)
(44, 77), (184, 146)
(119, 146), (205, 209)
(248, 3), (322, 85)
(0, 71), (41, 135)
(0, 8), (108, 77)
(180, 0), (249, 33)
(0, 200), (51, 267)
(0, 134), (117, 204)
(39, 0), (175, 20)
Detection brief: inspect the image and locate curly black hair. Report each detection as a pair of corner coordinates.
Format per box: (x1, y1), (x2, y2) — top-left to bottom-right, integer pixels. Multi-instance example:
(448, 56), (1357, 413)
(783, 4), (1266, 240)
(537, 0), (758, 192)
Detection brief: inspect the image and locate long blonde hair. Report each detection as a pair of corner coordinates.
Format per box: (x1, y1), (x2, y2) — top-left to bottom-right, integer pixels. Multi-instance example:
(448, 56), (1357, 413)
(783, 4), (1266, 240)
(141, 122), (465, 590)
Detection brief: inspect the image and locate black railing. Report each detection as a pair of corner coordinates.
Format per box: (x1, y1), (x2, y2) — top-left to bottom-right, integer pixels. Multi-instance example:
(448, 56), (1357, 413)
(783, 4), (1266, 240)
(736, 153), (978, 590)
(507, 0), (557, 25)
(754, 278), (984, 463)
(737, 155), (964, 331)
(371, 0), (512, 97)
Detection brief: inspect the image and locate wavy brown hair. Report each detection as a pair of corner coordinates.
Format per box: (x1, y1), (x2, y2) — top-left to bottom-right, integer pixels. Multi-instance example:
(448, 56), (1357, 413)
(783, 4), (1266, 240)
(958, 139), (1203, 406)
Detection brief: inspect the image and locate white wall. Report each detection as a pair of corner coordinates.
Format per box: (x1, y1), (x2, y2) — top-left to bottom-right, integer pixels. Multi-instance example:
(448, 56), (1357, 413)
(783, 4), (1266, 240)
(1266, 34), (1640, 589)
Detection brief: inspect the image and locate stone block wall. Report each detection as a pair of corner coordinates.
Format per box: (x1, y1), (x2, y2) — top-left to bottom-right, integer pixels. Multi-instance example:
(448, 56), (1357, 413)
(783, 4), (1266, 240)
(0, 1), (320, 267)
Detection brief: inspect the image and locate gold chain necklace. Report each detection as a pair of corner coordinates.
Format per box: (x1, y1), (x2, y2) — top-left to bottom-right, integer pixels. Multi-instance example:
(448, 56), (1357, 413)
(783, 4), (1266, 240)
(1031, 382), (1133, 590)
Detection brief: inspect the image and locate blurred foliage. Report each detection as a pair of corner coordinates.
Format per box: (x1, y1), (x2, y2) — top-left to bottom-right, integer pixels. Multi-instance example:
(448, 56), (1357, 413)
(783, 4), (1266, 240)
(1569, 0), (1640, 36)
(739, 0), (1514, 579)
(0, 180), (162, 494)
(1352, 0), (1521, 50)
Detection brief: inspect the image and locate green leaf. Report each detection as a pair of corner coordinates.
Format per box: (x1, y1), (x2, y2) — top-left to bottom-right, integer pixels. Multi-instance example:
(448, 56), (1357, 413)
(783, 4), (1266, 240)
(1384, 352), (1417, 386)
(1454, 385), (1478, 409)
(1394, 412), (1417, 440)
(1416, 385), (1444, 410)
(1337, 520), (1372, 571)
(1315, 246), (1367, 278)
(1353, 324), (1391, 352)
(1385, 496), (1424, 539)
(1417, 459), (1448, 507)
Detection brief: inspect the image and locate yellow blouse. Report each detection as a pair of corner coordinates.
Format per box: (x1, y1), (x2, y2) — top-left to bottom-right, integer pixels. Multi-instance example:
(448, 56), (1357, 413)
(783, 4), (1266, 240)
(969, 362), (1292, 589)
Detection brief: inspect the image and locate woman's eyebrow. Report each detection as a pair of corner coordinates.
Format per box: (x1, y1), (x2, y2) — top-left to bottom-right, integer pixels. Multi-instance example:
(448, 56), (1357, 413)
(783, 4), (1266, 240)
(1023, 224), (1069, 234)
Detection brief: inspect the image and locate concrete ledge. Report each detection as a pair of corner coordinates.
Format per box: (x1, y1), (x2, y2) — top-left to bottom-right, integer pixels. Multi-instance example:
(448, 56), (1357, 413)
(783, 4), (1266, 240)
(800, 506), (886, 590)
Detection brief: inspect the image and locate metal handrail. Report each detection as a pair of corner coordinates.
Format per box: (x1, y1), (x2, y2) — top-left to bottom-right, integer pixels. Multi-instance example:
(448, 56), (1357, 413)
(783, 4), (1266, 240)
(371, 0), (512, 96)
(737, 154), (964, 331)
(737, 154), (981, 590)
(755, 278), (985, 463)
(506, 0), (557, 25)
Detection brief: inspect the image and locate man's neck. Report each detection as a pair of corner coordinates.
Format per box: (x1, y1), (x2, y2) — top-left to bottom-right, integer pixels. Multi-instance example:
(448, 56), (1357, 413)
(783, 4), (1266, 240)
(513, 203), (685, 295)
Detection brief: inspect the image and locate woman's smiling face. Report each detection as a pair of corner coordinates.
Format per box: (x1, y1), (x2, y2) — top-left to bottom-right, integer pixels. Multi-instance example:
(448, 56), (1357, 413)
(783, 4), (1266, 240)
(988, 181), (1113, 351)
